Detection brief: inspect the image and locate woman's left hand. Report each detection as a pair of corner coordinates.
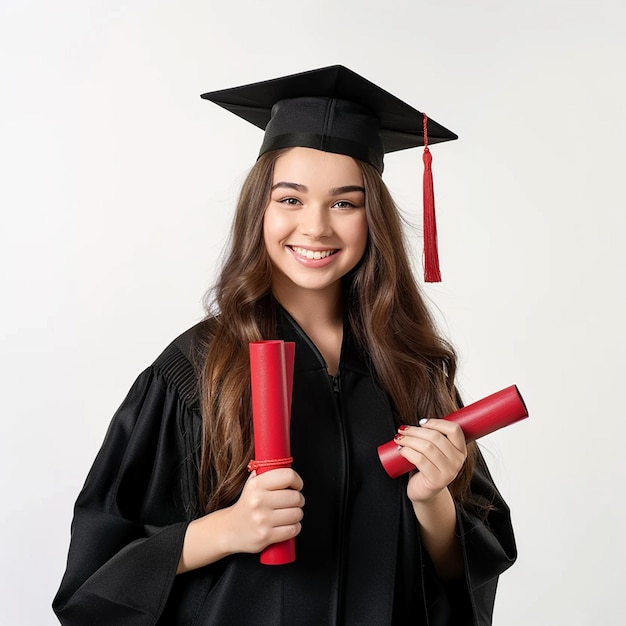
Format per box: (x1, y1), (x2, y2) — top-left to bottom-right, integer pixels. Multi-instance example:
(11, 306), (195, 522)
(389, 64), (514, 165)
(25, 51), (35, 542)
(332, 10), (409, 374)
(395, 419), (467, 503)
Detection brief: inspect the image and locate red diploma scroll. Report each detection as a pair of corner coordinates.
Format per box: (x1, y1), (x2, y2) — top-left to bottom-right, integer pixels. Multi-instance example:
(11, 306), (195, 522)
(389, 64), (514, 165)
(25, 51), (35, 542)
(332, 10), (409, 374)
(249, 340), (296, 565)
(378, 385), (528, 479)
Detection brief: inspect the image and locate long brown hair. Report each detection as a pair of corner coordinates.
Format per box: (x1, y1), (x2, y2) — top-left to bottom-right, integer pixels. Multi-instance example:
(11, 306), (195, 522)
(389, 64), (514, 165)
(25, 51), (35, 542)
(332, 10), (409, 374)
(198, 148), (477, 514)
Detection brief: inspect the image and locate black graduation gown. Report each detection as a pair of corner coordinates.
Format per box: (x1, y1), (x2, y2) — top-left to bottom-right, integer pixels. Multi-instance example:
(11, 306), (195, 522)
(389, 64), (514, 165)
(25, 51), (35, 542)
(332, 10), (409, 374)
(53, 312), (517, 625)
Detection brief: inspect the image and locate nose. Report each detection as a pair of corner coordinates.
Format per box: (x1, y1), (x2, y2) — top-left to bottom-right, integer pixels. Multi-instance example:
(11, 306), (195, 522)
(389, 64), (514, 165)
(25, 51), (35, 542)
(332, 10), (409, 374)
(298, 206), (332, 239)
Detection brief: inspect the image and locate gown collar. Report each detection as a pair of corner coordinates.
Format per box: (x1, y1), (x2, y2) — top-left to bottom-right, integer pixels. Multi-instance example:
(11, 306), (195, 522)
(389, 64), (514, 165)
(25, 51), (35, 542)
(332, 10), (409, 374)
(276, 305), (370, 376)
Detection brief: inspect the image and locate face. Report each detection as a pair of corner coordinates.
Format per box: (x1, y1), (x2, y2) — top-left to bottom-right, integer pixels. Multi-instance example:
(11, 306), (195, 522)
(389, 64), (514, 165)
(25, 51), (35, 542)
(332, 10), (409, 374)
(263, 147), (369, 304)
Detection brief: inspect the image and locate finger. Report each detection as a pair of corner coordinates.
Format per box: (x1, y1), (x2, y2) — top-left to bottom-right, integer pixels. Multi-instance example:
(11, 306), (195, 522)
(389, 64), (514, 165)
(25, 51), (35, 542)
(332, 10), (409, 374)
(266, 520), (302, 546)
(264, 489), (305, 510)
(400, 420), (466, 454)
(397, 425), (458, 460)
(255, 468), (304, 491)
(256, 508), (304, 550)
(268, 506), (304, 528)
(399, 443), (464, 492)
(396, 427), (466, 476)
(418, 418), (466, 451)
(398, 445), (440, 476)
(397, 437), (451, 475)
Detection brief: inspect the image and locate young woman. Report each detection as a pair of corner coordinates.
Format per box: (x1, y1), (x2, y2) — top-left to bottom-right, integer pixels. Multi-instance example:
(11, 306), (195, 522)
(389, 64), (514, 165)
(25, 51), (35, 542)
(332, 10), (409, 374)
(53, 66), (516, 625)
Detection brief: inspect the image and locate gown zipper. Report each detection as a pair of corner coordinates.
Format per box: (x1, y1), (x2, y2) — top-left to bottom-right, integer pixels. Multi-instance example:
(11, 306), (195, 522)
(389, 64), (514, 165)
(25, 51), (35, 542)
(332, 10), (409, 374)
(326, 368), (349, 626)
(278, 309), (350, 625)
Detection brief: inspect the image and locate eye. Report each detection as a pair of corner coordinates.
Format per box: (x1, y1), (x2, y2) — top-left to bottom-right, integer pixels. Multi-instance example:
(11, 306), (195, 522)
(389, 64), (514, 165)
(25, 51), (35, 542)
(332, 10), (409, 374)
(332, 200), (357, 209)
(278, 197), (301, 206)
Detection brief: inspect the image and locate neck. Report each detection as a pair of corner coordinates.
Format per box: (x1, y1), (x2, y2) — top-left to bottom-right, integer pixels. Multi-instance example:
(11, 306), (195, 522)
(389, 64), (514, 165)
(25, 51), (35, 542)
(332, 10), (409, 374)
(272, 276), (344, 329)
(273, 280), (344, 375)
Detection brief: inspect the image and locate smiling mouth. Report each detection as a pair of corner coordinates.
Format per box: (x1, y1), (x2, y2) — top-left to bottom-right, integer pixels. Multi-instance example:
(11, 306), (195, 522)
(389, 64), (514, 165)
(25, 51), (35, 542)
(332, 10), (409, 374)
(289, 246), (339, 260)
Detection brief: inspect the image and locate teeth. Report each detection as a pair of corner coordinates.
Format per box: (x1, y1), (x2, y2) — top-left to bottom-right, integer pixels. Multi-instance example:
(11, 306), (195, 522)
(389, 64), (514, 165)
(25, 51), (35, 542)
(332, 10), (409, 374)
(292, 246), (336, 260)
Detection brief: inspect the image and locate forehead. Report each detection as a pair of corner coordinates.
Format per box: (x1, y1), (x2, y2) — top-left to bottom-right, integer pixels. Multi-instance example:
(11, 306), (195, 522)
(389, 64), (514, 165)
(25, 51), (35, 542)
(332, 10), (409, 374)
(273, 147), (364, 185)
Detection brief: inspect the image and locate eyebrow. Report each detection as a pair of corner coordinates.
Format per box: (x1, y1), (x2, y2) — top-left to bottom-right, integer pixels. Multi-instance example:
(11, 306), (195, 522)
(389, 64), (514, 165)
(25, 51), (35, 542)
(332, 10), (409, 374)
(329, 185), (365, 196)
(271, 182), (307, 192)
(271, 182), (365, 195)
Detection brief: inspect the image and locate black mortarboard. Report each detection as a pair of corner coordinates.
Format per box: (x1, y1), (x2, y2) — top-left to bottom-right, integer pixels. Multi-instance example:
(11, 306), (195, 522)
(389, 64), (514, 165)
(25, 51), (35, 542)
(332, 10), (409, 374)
(200, 65), (456, 175)
(201, 65), (457, 282)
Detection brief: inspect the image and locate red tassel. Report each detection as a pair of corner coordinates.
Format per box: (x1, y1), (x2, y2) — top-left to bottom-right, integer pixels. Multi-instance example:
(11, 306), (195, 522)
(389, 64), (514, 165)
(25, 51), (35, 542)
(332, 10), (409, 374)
(422, 114), (441, 282)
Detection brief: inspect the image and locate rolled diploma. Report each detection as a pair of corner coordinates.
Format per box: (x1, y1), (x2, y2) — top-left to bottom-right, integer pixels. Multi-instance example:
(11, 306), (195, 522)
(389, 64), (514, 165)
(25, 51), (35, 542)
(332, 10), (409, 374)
(249, 340), (296, 564)
(378, 385), (528, 479)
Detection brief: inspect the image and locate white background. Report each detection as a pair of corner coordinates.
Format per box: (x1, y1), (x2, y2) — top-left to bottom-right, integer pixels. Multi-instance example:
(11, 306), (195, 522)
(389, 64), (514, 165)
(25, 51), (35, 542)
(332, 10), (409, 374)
(1, 1), (625, 624)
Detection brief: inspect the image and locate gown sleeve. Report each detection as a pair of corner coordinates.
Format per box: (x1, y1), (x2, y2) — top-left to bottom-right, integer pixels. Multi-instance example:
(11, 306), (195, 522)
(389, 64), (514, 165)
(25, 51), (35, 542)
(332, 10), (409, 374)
(456, 450), (517, 623)
(52, 340), (202, 626)
(422, 448), (517, 626)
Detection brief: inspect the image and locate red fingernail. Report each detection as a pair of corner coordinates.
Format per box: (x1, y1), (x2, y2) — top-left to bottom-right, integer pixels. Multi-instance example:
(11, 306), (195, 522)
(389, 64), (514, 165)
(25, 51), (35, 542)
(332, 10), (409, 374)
(393, 433), (404, 442)
(398, 425), (409, 431)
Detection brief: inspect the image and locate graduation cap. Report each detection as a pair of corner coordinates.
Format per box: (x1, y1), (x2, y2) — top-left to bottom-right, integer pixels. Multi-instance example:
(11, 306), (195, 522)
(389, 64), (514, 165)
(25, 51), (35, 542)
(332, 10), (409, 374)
(201, 65), (457, 282)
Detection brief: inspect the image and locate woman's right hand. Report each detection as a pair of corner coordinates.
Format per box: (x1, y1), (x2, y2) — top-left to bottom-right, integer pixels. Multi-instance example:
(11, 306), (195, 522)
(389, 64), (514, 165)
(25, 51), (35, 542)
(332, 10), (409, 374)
(177, 468), (304, 574)
(224, 468), (305, 554)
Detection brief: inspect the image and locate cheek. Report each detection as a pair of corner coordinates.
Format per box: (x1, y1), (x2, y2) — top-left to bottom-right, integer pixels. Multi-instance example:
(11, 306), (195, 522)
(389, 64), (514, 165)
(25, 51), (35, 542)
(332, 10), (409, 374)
(262, 213), (271, 249)
(263, 206), (292, 246)
(262, 209), (277, 251)
(350, 215), (369, 254)
(263, 211), (296, 269)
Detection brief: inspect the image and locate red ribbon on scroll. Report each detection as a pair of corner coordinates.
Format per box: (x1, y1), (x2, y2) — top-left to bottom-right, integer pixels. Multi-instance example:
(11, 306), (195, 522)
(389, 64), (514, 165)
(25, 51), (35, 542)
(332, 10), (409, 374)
(378, 385), (528, 479)
(249, 340), (296, 565)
